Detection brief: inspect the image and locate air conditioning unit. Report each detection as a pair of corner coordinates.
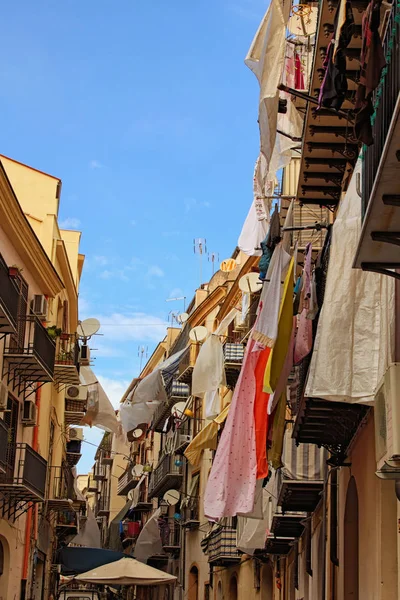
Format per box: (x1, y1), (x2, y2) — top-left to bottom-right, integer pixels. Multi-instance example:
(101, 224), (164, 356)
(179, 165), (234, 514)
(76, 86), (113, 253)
(30, 295), (48, 318)
(0, 383), (8, 411)
(79, 344), (90, 366)
(69, 427), (84, 441)
(66, 385), (87, 401)
(374, 363), (400, 478)
(21, 400), (37, 426)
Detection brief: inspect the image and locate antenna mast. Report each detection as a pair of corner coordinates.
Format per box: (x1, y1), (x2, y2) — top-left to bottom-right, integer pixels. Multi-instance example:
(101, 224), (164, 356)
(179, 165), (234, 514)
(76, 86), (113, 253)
(194, 238), (207, 287)
(208, 252), (219, 275)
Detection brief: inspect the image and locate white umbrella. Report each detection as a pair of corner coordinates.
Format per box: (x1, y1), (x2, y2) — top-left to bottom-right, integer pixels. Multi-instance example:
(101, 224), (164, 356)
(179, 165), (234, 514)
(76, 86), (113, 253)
(75, 557), (176, 586)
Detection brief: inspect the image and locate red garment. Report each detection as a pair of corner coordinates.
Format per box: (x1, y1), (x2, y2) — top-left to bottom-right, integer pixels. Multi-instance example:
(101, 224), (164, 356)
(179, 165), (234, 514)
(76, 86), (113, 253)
(294, 52), (305, 90)
(254, 347), (270, 479)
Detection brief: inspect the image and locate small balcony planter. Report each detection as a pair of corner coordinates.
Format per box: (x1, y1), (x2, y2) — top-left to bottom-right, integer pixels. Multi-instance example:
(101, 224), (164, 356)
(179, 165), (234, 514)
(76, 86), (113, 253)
(8, 266), (20, 278)
(60, 332), (70, 341)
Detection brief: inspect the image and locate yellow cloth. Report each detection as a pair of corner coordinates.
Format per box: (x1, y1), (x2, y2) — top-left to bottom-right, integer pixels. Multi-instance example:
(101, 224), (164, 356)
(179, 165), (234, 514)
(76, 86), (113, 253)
(184, 404), (230, 467)
(264, 257), (294, 394)
(267, 391), (287, 469)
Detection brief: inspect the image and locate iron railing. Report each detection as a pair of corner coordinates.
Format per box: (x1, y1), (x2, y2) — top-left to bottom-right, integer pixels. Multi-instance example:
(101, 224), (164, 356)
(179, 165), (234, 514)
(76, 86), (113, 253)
(0, 443), (47, 499)
(4, 315), (56, 378)
(96, 494), (110, 516)
(93, 461), (106, 481)
(49, 464), (75, 500)
(207, 518), (240, 563)
(117, 468), (140, 496)
(148, 454), (183, 497)
(55, 333), (80, 368)
(362, 1), (400, 216)
(0, 256), (19, 333)
(0, 420), (8, 474)
(160, 518), (181, 548)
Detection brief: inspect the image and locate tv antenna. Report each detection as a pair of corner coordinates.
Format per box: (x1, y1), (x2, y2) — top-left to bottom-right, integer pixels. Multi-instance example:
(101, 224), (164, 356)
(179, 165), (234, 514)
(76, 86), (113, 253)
(138, 346), (148, 372)
(208, 252), (219, 275)
(194, 238), (207, 286)
(166, 296), (186, 311)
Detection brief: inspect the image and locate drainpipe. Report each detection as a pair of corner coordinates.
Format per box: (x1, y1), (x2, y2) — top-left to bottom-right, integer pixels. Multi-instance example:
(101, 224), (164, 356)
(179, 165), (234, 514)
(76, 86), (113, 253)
(21, 383), (41, 598)
(321, 467), (340, 600)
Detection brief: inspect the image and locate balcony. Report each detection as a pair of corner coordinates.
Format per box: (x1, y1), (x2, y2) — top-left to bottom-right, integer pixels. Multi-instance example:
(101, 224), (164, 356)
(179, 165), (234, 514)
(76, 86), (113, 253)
(96, 494), (110, 517)
(56, 509), (78, 538)
(270, 514), (305, 539)
(0, 420), (8, 475)
(93, 461), (106, 481)
(354, 1), (400, 277)
(182, 498), (200, 530)
(66, 439), (82, 467)
(264, 537), (293, 555)
(117, 468), (140, 496)
(148, 454), (183, 499)
(130, 485), (153, 512)
(177, 343), (200, 384)
(160, 518), (181, 555)
(3, 315), (56, 385)
(54, 333), (80, 387)
(293, 396), (370, 466)
(0, 443), (47, 504)
(207, 519), (241, 566)
(0, 256), (19, 335)
(87, 474), (98, 493)
(151, 380), (190, 433)
(64, 398), (87, 427)
(223, 340), (245, 387)
(100, 435), (113, 466)
(47, 464), (82, 513)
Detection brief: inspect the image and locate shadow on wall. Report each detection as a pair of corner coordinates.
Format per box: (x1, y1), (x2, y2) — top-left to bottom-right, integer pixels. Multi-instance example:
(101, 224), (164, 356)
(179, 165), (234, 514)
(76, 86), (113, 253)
(0, 535), (9, 600)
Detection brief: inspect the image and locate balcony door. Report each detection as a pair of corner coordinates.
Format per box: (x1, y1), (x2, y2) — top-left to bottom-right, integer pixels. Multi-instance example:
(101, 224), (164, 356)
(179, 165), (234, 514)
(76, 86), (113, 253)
(4, 395), (19, 479)
(10, 275), (28, 351)
(344, 477), (359, 600)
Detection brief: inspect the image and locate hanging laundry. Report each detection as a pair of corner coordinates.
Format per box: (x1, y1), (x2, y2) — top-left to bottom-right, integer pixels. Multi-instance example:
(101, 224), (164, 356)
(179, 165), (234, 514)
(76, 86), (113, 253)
(294, 244), (313, 364)
(238, 156), (270, 256)
(267, 392), (287, 470)
(306, 161), (394, 404)
(259, 205), (281, 280)
(254, 348), (271, 479)
(354, 0), (386, 145)
(204, 340), (260, 520)
(253, 244), (291, 348)
(264, 257), (295, 393)
(268, 317), (296, 415)
(318, 0), (355, 111)
(184, 404), (230, 467)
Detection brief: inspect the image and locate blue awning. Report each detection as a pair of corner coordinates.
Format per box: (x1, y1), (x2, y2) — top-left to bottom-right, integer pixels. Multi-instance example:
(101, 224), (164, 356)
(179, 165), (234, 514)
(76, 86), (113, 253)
(57, 547), (130, 575)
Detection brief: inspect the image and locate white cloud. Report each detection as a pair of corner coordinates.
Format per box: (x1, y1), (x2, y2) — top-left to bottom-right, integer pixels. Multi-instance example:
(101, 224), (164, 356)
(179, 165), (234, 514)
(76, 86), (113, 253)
(94, 256), (110, 266)
(59, 217), (81, 229)
(99, 270), (113, 280)
(94, 312), (168, 343)
(97, 375), (130, 408)
(184, 197), (211, 213)
(131, 220), (137, 227)
(78, 296), (90, 318)
(89, 159), (103, 169)
(147, 265), (164, 278)
(162, 231), (181, 237)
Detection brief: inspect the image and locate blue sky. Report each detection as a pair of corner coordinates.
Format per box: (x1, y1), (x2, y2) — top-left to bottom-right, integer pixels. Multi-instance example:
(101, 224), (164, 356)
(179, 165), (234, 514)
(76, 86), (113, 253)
(0, 0), (267, 470)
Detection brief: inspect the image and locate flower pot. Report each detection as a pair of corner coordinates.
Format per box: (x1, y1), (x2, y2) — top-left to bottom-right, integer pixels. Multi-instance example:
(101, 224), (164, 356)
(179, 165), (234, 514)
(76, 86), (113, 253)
(60, 333), (70, 341)
(8, 267), (19, 278)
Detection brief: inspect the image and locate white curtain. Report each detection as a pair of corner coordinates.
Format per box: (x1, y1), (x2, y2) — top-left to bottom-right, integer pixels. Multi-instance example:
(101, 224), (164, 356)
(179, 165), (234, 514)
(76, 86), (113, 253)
(306, 160), (395, 404)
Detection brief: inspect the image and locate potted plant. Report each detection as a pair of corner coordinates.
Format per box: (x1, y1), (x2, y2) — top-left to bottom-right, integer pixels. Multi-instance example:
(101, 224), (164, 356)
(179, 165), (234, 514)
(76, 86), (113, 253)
(46, 325), (62, 340)
(8, 265), (22, 278)
(60, 332), (70, 341)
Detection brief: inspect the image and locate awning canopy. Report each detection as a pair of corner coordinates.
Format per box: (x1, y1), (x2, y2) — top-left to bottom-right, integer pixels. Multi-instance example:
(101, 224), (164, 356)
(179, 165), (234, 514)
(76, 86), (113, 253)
(75, 557), (177, 586)
(57, 547), (128, 575)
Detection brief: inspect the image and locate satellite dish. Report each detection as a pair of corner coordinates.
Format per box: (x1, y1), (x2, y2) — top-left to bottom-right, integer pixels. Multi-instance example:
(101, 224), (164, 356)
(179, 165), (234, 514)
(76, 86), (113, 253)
(77, 318), (100, 339)
(132, 464), (144, 477)
(163, 489), (180, 506)
(131, 428), (144, 440)
(171, 402), (187, 419)
(177, 312), (189, 324)
(220, 258), (237, 272)
(239, 272), (262, 294)
(189, 325), (208, 343)
(288, 6), (318, 37)
(128, 489), (135, 501)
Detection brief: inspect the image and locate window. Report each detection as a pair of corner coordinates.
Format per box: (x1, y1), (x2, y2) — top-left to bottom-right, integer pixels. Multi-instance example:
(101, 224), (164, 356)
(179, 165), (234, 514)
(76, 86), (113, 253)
(193, 397), (203, 436)
(204, 583), (210, 600)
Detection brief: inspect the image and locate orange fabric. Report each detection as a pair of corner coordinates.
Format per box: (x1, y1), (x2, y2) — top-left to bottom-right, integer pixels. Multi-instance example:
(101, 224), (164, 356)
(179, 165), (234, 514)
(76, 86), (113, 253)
(254, 347), (271, 479)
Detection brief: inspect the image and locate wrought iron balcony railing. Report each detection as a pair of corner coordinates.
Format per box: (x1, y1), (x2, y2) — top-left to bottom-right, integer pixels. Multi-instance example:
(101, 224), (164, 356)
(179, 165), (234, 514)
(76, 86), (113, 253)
(207, 518), (240, 565)
(177, 343), (200, 384)
(0, 420), (8, 475)
(362, 1), (400, 217)
(0, 256), (19, 335)
(117, 468), (140, 496)
(4, 315), (56, 383)
(160, 518), (181, 553)
(151, 379), (190, 432)
(54, 333), (80, 386)
(96, 494), (110, 517)
(148, 454), (183, 499)
(0, 442), (47, 501)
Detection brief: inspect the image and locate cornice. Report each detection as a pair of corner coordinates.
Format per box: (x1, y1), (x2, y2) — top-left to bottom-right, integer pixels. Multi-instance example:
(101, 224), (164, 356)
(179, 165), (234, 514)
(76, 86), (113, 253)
(0, 163), (64, 297)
